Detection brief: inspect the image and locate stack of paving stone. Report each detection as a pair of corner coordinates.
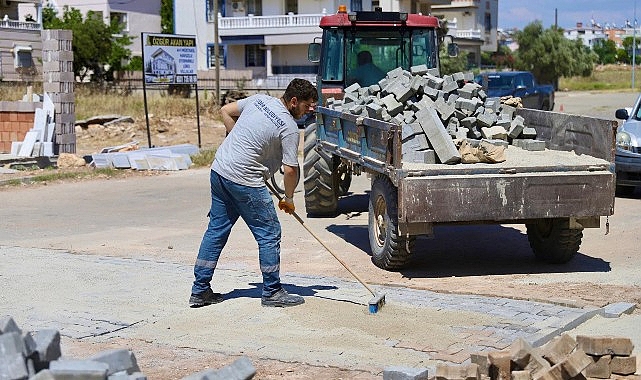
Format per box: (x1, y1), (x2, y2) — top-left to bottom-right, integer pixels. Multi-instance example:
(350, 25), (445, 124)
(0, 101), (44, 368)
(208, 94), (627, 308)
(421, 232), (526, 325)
(0, 316), (255, 380)
(430, 334), (637, 380)
(326, 65), (544, 165)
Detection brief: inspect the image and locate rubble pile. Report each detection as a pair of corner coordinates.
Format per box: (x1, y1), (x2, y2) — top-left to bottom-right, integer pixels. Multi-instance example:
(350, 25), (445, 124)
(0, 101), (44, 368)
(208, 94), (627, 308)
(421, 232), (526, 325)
(434, 334), (637, 380)
(326, 65), (545, 165)
(0, 316), (255, 380)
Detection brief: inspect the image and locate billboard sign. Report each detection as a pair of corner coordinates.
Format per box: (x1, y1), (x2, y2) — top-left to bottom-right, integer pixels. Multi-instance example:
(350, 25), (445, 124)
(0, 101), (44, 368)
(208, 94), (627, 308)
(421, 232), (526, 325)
(142, 33), (197, 85)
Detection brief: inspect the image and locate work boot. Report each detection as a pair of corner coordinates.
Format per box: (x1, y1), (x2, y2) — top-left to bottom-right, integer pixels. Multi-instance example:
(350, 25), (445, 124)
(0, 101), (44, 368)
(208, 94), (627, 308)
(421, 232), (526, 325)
(189, 288), (223, 308)
(261, 288), (305, 307)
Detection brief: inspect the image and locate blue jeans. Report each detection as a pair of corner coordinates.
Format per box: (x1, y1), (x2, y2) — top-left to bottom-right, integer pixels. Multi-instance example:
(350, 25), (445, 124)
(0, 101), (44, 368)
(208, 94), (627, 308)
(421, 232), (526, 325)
(192, 170), (282, 298)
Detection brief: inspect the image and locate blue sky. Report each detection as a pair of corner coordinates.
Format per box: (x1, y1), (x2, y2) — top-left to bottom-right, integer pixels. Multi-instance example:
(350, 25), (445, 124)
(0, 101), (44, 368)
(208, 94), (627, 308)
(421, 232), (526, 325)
(498, 0), (640, 30)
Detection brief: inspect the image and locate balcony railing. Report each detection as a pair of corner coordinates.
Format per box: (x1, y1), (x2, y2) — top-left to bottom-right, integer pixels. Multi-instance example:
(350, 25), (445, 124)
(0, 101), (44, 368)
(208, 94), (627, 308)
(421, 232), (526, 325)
(0, 19), (41, 30)
(446, 20), (481, 39)
(216, 13), (325, 29)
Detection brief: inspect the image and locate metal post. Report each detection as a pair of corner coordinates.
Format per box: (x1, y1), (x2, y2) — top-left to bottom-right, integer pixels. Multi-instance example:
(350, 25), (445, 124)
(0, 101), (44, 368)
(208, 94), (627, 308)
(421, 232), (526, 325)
(141, 32), (152, 148)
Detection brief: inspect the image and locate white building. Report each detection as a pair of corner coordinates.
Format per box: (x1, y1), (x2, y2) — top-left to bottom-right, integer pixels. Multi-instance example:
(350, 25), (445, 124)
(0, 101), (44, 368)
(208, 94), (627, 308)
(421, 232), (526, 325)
(1, 0), (42, 82)
(174, 0), (488, 82)
(23, 0), (162, 57)
(563, 22), (607, 49)
(432, 0), (498, 68)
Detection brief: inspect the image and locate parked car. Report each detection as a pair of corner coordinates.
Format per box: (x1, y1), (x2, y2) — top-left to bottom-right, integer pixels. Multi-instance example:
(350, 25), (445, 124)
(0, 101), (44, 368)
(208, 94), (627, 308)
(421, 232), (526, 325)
(614, 95), (641, 195)
(475, 71), (555, 111)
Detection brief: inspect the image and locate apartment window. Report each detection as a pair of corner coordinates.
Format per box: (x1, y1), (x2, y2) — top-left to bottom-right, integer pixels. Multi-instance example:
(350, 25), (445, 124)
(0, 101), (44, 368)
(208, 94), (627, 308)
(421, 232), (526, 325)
(246, 0), (262, 16)
(484, 12), (491, 31)
(418, 3), (431, 15)
(206, 0), (225, 21)
(285, 0), (297, 14)
(110, 12), (128, 32)
(207, 44), (226, 68)
(13, 46), (33, 68)
(245, 45), (265, 67)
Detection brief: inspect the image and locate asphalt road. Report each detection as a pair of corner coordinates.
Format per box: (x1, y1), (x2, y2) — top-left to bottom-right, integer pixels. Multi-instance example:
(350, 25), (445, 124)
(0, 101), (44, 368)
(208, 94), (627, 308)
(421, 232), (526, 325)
(1, 90), (641, 378)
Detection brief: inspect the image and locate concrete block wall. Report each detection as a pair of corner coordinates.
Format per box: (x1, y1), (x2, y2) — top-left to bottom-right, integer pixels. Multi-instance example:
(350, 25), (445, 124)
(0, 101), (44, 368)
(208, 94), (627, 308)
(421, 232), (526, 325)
(41, 29), (75, 154)
(0, 101), (40, 153)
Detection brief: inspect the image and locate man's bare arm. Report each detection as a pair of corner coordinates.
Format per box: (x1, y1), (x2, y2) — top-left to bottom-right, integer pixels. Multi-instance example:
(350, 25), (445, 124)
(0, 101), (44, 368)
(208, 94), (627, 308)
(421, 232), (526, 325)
(282, 164), (299, 199)
(220, 102), (241, 134)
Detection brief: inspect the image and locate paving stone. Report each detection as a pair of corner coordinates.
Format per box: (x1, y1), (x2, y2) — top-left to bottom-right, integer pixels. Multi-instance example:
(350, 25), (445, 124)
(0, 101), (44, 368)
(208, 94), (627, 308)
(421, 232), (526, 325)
(510, 338), (536, 369)
(384, 366), (430, 380)
(559, 349), (592, 377)
(481, 126), (507, 140)
(181, 356), (256, 380)
(601, 302), (636, 318)
(511, 370), (530, 380)
(49, 359), (110, 379)
(0, 316), (22, 334)
(508, 115), (525, 139)
(487, 350), (511, 380)
(522, 140), (546, 151)
(381, 94), (404, 116)
(0, 331), (25, 356)
(31, 329), (62, 363)
(0, 353), (29, 380)
(366, 102), (384, 119)
(477, 112), (498, 128)
(610, 355), (636, 375)
(532, 362), (563, 380)
(470, 353), (489, 376)
(344, 83), (361, 93)
(402, 133), (430, 151)
(435, 363), (480, 380)
(542, 334), (577, 365)
(411, 64), (429, 75)
(403, 149), (436, 164)
(578, 335), (634, 356)
(434, 97), (455, 121)
(584, 354), (611, 379)
(521, 127), (537, 139)
(31, 369), (56, 379)
(417, 108), (461, 164)
(89, 349), (140, 375)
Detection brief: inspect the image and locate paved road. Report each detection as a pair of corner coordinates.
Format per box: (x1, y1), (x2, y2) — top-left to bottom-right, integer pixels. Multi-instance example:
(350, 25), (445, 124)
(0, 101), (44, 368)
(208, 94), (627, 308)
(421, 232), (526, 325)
(1, 91), (641, 377)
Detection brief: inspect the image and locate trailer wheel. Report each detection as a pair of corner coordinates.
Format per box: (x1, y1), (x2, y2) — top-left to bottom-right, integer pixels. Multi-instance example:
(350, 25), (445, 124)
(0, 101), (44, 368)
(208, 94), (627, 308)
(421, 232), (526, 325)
(526, 218), (583, 264)
(369, 175), (414, 270)
(303, 123), (338, 216)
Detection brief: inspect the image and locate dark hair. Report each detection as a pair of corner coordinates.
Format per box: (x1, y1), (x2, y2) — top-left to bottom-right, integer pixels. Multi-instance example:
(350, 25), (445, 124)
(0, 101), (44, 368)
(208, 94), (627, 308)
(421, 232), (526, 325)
(357, 51), (372, 65)
(283, 78), (317, 102)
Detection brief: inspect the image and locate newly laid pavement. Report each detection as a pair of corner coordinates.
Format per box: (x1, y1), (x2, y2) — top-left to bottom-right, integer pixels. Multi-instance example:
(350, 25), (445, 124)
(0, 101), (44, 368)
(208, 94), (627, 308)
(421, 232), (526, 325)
(1, 245), (638, 375)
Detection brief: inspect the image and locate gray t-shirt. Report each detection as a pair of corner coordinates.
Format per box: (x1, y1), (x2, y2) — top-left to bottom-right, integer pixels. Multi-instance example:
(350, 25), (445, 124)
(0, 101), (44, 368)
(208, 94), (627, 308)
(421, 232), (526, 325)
(211, 94), (300, 187)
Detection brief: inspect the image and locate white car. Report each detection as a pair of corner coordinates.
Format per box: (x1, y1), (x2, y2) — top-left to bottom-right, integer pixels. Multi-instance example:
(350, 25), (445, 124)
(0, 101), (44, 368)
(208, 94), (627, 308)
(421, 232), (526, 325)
(614, 97), (641, 195)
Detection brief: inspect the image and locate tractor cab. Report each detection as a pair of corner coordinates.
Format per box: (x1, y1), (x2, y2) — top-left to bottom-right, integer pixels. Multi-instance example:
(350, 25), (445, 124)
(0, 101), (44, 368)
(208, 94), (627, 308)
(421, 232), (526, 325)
(308, 7), (444, 105)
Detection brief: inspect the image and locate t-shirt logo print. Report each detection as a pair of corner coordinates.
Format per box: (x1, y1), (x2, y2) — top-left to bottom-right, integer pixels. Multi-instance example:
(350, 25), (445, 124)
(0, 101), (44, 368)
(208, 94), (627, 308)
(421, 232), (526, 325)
(255, 99), (286, 128)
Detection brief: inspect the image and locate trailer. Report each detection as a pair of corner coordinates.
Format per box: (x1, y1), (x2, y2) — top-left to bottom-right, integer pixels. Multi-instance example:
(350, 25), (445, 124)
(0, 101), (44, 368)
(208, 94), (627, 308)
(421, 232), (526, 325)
(303, 7), (616, 270)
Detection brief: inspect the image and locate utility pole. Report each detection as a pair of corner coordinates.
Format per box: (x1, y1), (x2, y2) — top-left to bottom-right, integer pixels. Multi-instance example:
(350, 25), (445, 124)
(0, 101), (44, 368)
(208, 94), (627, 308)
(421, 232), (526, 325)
(214, 0), (221, 105)
(634, 0), (637, 89)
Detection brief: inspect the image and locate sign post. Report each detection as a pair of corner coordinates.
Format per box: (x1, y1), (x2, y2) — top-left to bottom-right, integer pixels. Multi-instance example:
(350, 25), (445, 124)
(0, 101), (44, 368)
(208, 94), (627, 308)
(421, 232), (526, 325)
(141, 33), (200, 147)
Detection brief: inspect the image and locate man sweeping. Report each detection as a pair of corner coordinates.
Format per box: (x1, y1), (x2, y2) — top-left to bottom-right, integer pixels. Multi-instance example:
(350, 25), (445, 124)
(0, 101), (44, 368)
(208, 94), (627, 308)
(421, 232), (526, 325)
(189, 78), (318, 308)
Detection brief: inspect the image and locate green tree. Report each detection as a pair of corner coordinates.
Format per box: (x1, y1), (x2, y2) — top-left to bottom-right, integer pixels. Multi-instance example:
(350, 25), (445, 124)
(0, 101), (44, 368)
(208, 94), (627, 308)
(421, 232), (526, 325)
(439, 45), (469, 75)
(593, 39), (617, 64)
(42, 5), (132, 82)
(161, 0), (174, 34)
(622, 36), (641, 64)
(515, 21), (596, 88)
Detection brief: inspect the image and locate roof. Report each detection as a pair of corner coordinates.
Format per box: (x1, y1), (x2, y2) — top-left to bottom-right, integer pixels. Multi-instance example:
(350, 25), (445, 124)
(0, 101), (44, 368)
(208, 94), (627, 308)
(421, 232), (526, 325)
(319, 12), (439, 28)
